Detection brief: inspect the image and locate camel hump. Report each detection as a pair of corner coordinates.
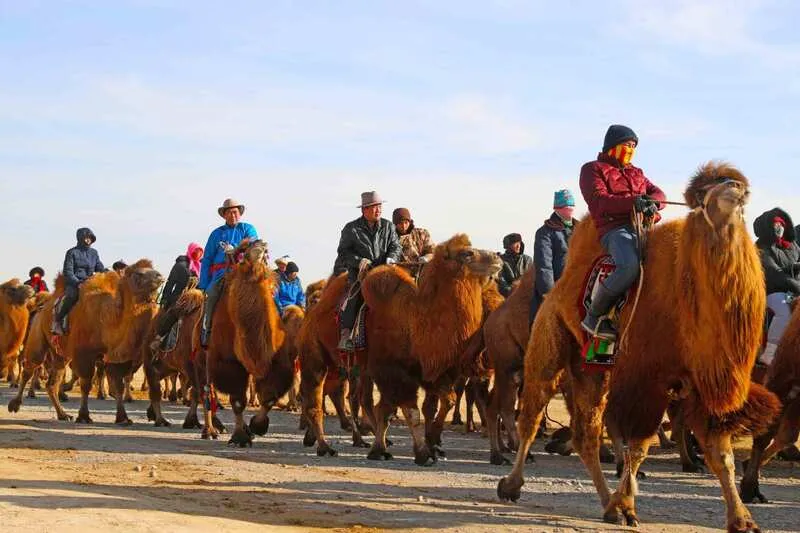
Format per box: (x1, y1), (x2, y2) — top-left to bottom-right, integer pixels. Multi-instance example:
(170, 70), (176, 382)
(281, 305), (305, 322)
(174, 289), (204, 315)
(361, 265), (415, 306)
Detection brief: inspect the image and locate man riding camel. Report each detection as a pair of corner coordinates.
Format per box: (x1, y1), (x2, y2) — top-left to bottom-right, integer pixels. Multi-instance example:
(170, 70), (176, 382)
(335, 191), (401, 352)
(198, 198), (259, 348)
(497, 233), (532, 297)
(579, 124), (666, 340)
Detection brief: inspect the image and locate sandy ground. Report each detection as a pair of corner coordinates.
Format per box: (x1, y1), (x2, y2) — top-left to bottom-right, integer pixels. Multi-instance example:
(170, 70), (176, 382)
(1, 379), (799, 533)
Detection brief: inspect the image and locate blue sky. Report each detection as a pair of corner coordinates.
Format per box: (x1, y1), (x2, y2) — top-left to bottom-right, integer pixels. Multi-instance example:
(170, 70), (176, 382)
(2, 0), (800, 284)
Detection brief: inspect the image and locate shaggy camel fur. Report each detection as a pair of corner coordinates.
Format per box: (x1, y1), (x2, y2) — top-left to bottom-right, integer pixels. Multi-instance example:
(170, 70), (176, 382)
(196, 241), (299, 446)
(361, 234), (502, 464)
(9, 261), (163, 424)
(144, 288), (204, 428)
(741, 302), (800, 503)
(497, 163), (780, 532)
(298, 273), (374, 457)
(0, 280), (34, 386)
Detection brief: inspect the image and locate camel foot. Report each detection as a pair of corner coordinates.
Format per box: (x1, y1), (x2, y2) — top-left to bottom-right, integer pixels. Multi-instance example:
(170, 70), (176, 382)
(727, 516), (761, 533)
(544, 439), (573, 456)
(357, 422), (374, 436)
(499, 442), (512, 454)
(367, 448), (393, 461)
(61, 381), (74, 392)
(414, 447), (437, 467)
(615, 463), (647, 479)
(57, 412), (73, 422)
(682, 461), (706, 474)
(777, 444), (800, 461)
(352, 437), (371, 449)
(75, 410), (93, 424)
(451, 413), (464, 426)
(182, 413), (201, 430)
(115, 414), (133, 426)
(7, 397), (22, 413)
(432, 445), (447, 459)
(212, 415), (227, 433)
(96, 393), (106, 401)
(154, 417), (172, 428)
(316, 443), (338, 457)
(489, 450), (511, 466)
(248, 414), (270, 436)
(340, 419), (353, 432)
(124, 396), (134, 403)
(465, 422), (477, 433)
(201, 426), (219, 440)
(599, 443), (616, 464)
(59, 391), (69, 402)
(496, 477), (522, 503)
(740, 478), (769, 504)
(303, 428), (317, 447)
(9, 382), (18, 389)
(525, 452), (536, 464)
(27, 389), (36, 399)
(168, 391), (178, 403)
(228, 427), (253, 448)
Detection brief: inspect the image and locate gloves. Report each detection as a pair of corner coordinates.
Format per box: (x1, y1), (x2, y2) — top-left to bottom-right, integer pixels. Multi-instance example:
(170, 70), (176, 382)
(386, 258), (396, 265)
(419, 256), (430, 264)
(634, 195), (658, 216)
(358, 258), (372, 271)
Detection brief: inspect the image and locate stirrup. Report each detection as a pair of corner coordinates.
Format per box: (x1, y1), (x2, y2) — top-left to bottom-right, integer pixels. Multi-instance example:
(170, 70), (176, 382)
(581, 315), (617, 341)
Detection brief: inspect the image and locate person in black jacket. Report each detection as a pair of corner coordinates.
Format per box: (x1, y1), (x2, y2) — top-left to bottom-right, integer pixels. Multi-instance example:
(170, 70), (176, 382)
(51, 227), (106, 335)
(530, 189), (576, 326)
(754, 207), (800, 365)
(497, 233), (533, 297)
(334, 191), (401, 351)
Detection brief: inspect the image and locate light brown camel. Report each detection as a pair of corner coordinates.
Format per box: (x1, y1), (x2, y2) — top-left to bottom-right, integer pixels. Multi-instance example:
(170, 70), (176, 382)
(497, 162), (780, 532)
(9, 260), (163, 424)
(195, 240), (299, 446)
(741, 300), (800, 503)
(360, 234), (502, 464)
(1, 279), (34, 386)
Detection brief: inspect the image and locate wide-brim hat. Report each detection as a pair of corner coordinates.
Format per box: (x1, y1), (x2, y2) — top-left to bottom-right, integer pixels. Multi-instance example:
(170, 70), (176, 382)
(218, 198), (245, 217)
(358, 191), (384, 208)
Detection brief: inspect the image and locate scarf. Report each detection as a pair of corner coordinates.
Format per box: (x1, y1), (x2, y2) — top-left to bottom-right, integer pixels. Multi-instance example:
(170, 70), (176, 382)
(773, 217), (792, 249)
(607, 143), (635, 166)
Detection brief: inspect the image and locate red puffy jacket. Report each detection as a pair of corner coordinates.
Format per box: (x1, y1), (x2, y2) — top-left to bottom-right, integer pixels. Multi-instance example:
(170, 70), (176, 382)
(579, 152), (666, 237)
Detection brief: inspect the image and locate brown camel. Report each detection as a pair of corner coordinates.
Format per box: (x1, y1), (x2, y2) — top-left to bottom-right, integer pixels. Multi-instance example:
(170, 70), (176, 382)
(361, 234), (502, 464)
(497, 162), (780, 532)
(195, 240), (299, 446)
(1, 279), (34, 386)
(741, 301), (800, 503)
(9, 260), (163, 424)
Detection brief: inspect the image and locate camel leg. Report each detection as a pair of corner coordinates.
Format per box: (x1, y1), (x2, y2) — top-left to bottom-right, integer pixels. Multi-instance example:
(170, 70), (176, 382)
(45, 362), (72, 421)
(167, 374), (178, 402)
(354, 373), (375, 443)
(348, 372), (371, 448)
(604, 438), (649, 527)
(123, 372), (134, 402)
(27, 367), (41, 399)
(144, 361), (171, 427)
(367, 398), (394, 461)
(300, 362), (337, 457)
(671, 406), (705, 473)
(487, 382), (505, 464)
(181, 359), (202, 429)
(329, 379), (352, 432)
(229, 384), (252, 448)
(451, 376), (466, 426)
(75, 361), (96, 424)
(249, 354), (295, 437)
(106, 362), (133, 425)
(8, 365), (35, 415)
(196, 352), (220, 440)
(400, 403), (435, 466)
(464, 378), (477, 432)
(741, 409), (799, 504)
(140, 373), (149, 392)
(471, 377), (490, 430)
(95, 362), (107, 400)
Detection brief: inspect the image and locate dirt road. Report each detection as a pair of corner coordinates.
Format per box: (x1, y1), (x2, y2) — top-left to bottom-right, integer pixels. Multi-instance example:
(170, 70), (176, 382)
(1, 383), (798, 533)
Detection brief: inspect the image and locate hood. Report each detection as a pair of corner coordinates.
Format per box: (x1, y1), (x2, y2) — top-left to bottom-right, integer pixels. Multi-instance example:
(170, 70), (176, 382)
(502, 233), (524, 254)
(187, 242), (203, 258)
(753, 208), (795, 245)
(76, 227), (96, 246)
(175, 255), (189, 264)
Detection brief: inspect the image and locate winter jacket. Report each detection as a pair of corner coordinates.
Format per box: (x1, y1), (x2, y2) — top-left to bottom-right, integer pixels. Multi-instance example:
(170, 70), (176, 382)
(398, 226), (435, 263)
(160, 255), (193, 309)
(498, 244), (533, 297)
(274, 273), (306, 314)
(579, 153), (666, 237)
(198, 222), (259, 291)
(335, 216), (401, 282)
(754, 208), (800, 295)
(24, 278), (49, 293)
(533, 212), (574, 297)
(63, 227), (106, 287)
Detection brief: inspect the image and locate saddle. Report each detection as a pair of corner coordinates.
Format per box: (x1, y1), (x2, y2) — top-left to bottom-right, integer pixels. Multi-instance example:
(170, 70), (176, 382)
(579, 255), (630, 372)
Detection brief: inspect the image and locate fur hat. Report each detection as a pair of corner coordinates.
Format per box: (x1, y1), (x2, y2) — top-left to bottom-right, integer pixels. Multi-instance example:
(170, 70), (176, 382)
(553, 189), (575, 208)
(218, 198), (245, 217)
(29, 266), (45, 278)
(275, 255), (292, 266)
(502, 233), (523, 249)
(285, 261), (299, 274)
(602, 124), (638, 152)
(392, 207), (412, 224)
(358, 191), (384, 208)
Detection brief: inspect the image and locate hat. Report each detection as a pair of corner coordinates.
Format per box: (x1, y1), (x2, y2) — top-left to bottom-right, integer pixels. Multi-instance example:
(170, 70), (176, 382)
(358, 191), (384, 208)
(29, 266), (45, 278)
(275, 255), (292, 266)
(285, 261), (299, 274)
(392, 207), (412, 224)
(553, 189), (575, 209)
(602, 124), (639, 152)
(218, 198), (245, 217)
(502, 233), (523, 249)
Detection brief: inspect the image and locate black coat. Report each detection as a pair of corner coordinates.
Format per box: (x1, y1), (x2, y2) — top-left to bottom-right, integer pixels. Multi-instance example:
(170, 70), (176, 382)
(498, 243), (533, 297)
(63, 227), (105, 287)
(335, 216), (401, 282)
(160, 255), (192, 309)
(533, 212), (574, 297)
(754, 208), (800, 294)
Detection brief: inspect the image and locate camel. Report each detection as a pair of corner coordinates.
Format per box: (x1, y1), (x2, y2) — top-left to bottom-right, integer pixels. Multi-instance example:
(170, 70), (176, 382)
(360, 234), (502, 464)
(741, 301), (800, 503)
(1, 279), (34, 386)
(497, 162), (780, 532)
(195, 240), (300, 446)
(9, 260), (163, 424)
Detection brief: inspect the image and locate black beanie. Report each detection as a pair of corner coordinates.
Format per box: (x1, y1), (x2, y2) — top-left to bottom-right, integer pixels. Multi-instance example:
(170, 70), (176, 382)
(286, 261), (299, 274)
(602, 124), (638, 152)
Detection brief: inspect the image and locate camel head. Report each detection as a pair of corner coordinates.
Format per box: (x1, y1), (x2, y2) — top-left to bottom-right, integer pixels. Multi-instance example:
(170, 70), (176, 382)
(435, 234), (503, 282)
(242, 239), (269, 265)
(684, 161), (750, 230)
(121, 259), (163, 304)
(1, 279), (34, 307)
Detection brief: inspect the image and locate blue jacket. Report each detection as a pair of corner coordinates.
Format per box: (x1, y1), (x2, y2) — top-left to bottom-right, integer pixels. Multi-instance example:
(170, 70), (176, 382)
(533, 212), (574, 296)
(63, 227), (106, 287)
(274, 273), (306, 314)
(198, 222), (259, 290)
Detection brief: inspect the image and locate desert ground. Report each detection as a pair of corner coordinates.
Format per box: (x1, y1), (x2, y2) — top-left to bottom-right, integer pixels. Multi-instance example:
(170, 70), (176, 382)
(1, 379), (798, 533)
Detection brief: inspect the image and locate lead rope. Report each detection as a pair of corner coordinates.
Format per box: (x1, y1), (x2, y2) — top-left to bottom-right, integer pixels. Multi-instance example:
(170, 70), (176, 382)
(618, 211), (648, 352)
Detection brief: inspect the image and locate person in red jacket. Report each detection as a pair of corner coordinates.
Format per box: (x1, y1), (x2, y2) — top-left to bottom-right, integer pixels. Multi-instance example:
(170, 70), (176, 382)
(579, 124), (666, 340)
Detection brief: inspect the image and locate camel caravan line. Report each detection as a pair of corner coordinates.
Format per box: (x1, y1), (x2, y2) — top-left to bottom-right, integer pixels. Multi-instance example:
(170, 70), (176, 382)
(2, 162), (799, 532)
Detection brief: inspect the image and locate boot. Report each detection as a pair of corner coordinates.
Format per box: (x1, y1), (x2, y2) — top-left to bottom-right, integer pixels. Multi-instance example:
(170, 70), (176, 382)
(337, 328), (354, 352)
(581, 282), (620, 341)
(51, 314), (66, 336)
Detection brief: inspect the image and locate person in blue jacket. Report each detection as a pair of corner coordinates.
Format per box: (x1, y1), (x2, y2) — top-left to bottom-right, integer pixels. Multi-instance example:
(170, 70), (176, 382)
(51, 227), (106, 335)
(198, 198), (259, 347)
(274, 261), (306, 316)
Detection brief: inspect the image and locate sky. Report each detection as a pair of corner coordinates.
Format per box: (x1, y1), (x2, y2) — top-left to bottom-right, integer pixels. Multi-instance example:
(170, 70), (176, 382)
(2, 0), (800, 285)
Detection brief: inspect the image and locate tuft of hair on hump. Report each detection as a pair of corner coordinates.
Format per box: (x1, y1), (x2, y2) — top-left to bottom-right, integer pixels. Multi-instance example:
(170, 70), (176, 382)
(127, 258), (154, 271)
(684, 161), (749, 209)
(436, 234), (472, 259)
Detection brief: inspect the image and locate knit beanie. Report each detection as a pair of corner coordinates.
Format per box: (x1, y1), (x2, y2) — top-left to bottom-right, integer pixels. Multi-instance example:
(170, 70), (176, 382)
(285, 262), (299, 274)
(553, 189), (575, 208)
(602, 124), (638, 152)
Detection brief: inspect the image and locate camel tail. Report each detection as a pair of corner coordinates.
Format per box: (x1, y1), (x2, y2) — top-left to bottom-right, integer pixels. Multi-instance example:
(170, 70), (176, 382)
(692, 382), (782, 437)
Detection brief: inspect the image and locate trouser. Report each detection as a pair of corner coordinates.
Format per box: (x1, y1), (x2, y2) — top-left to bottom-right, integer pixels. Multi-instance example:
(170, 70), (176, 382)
(201, 278), (224, 333)
(763, 292), (793, 365)
(156, 304), (181, 338)
(55, 284), (80, 322)
(340, 282), (364, 333)
(599, 225), (641, 295)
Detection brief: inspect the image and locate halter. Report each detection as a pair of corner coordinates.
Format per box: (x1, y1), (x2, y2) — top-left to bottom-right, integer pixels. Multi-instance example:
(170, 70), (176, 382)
(693, 178), (745, 229)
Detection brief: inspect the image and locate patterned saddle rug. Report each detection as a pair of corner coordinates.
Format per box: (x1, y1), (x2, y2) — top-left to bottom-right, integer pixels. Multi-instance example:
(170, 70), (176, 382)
(579, 255), (630, 372)
(336, 294), (368, 352)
